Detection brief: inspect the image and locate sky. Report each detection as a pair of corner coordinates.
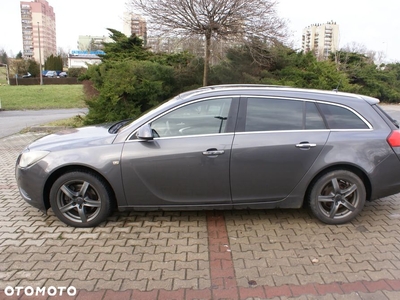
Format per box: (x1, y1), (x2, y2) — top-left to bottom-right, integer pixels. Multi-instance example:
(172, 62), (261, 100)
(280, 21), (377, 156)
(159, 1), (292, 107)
(1, 0), (399, 63)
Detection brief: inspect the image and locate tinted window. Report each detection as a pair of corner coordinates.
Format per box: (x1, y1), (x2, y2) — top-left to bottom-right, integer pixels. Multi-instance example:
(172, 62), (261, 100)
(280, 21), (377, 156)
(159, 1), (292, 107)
(151, 98), (232, 137)
(318, 103), (369, 129)
(245, 98), (303, 131)
(306, 102), (326, 129)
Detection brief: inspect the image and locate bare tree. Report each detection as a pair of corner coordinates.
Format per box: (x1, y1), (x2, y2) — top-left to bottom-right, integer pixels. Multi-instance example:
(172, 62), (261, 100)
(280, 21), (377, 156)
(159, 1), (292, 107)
(57, 47), (70, 68)
(0, 48), (8, 64)
(130, 0), (288, 86)
(9, 59), (29, 77)
(341, 42), (382, 65)
(342, 42), (368, 54)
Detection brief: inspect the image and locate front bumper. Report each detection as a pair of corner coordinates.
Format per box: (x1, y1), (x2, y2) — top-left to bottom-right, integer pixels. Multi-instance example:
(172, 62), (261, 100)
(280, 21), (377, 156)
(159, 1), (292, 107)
(15, 159), (48, 213)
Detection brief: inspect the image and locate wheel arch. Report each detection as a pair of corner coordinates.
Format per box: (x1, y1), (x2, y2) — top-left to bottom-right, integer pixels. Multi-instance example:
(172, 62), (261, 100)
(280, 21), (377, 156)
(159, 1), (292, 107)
(303, 164), (372, 207)
(43, 165), (117, 211)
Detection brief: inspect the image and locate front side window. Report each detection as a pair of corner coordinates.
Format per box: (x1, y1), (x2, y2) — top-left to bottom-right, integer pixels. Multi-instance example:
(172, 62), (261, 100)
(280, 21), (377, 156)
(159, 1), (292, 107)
(151, 98), (232, 137)
(318, 103), (369, 129)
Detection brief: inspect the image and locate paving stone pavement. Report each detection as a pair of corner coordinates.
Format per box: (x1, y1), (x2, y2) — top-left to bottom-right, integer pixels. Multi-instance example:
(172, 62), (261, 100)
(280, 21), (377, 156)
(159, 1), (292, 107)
(1, 132), (400, 299)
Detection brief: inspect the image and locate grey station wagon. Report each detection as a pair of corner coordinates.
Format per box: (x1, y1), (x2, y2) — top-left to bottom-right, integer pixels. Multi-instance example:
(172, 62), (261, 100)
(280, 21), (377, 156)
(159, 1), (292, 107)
(15, 85), (400, 227)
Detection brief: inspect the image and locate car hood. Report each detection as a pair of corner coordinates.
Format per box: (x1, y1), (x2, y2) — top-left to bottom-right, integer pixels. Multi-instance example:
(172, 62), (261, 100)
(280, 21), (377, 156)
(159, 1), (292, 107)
(27, 124), (117, 152)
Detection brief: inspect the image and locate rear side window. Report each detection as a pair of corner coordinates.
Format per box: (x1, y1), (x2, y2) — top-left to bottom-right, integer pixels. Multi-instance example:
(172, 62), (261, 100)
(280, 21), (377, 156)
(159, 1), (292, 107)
(245, 98), (303, 131)
(318, 103), (369, 129)
(244, 98), (326, 132)
(306, 102), (326, 129)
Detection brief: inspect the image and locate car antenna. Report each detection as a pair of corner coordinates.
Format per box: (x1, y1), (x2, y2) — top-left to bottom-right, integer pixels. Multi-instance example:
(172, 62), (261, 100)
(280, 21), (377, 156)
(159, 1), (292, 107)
(333, 80), (341, 92)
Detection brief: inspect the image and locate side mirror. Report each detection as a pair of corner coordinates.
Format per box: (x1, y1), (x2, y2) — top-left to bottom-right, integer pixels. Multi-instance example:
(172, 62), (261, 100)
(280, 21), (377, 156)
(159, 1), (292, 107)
(137, 124), (154, 140)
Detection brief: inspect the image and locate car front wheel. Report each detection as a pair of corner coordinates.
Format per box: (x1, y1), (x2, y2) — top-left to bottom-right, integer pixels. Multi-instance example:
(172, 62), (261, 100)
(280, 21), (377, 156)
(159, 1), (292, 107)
(49, 171), (113, 227)
(308, 170), (366, 224)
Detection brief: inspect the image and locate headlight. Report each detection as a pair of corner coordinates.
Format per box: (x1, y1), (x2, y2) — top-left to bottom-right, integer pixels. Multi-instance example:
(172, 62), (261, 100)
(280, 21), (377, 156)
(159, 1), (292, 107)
(19, 151), (50, 168)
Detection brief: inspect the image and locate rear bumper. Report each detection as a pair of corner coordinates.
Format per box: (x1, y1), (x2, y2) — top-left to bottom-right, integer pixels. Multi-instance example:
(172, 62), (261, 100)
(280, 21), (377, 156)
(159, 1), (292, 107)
(369, 153), (400, 200)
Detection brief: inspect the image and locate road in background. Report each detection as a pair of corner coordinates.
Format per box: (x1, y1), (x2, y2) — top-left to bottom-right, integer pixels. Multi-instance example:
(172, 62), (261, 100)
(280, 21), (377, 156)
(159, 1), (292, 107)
(0, 108), (88, 138)
(381, 104), (400, 122)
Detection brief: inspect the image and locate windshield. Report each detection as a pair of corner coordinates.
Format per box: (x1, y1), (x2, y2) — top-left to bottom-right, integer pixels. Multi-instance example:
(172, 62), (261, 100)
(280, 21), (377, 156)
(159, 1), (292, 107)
(116, 96), (179, 133)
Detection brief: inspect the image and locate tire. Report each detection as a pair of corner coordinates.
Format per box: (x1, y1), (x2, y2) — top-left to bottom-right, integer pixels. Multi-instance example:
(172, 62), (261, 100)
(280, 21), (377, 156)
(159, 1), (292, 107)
(50, 171), (113, 227)
(308, 170), (366, 225)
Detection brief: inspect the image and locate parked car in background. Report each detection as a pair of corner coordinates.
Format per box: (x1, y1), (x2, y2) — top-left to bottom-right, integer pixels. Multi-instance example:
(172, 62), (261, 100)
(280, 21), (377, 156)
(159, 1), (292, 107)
(44, 70), (57, 77)
(22, 72), (32, 78)
(15, 85), (400, 227)
(59, 71), (67, 77)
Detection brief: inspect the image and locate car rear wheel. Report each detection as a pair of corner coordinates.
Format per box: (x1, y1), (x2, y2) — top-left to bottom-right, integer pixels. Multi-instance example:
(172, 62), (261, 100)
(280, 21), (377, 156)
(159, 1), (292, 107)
(308, 170), (366, 224)
(50, 171), (113, 227)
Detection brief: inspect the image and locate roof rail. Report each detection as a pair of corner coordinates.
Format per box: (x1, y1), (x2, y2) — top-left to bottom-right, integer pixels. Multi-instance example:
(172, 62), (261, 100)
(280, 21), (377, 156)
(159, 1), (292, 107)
(197, 84), (290, 90)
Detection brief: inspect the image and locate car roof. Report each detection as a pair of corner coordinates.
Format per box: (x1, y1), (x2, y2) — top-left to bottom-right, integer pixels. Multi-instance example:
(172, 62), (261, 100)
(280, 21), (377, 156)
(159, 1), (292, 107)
(176, 84), (380, 105)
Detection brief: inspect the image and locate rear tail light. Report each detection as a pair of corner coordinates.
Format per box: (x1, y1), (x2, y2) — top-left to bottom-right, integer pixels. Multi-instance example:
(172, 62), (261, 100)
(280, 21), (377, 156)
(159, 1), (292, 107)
(387, 130), (400, 147)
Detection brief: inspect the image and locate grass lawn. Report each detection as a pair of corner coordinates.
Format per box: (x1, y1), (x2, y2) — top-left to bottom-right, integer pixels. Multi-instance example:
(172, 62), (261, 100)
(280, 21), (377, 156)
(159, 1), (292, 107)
(0, 84), (86, 110)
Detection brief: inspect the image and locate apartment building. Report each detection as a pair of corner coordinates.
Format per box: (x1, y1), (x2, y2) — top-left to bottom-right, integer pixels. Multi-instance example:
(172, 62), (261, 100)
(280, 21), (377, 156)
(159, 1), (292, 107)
(123, 12), (147, 46)
(20, 0), (56, 63)
(302, 21), (339, 60)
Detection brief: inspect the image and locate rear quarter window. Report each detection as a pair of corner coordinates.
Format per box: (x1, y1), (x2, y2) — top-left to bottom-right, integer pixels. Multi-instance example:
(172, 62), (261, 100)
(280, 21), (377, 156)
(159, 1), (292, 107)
(318, 103), (369, 129)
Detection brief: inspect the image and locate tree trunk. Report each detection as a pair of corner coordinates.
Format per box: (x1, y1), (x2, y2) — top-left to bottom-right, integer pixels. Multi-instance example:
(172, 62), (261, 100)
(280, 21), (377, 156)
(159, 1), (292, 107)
(203, 33), (212, 86)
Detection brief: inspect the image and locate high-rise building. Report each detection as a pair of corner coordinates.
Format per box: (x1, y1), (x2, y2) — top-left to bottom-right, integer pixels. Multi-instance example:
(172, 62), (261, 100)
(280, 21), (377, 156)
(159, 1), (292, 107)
(20, 0), (56, 63)
(302, 21), (339, 60)
(123, 12), (147, 46)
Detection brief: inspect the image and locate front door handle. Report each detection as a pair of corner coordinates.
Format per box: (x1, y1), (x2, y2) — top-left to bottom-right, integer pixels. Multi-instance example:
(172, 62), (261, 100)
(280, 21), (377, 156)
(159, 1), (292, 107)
(202, 149), (225, 156)
(295, 143), (317, 149)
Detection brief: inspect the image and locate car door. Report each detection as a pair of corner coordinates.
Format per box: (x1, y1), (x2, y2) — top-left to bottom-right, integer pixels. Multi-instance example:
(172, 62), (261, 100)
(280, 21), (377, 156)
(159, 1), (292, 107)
(120, 97), (239, 207)
(230, 97), (330, 203)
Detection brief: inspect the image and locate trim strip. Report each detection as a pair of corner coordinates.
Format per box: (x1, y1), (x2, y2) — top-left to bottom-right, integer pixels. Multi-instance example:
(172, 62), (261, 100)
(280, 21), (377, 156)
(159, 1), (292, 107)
(125, 132), (235, 143)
